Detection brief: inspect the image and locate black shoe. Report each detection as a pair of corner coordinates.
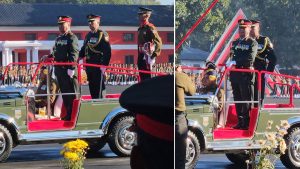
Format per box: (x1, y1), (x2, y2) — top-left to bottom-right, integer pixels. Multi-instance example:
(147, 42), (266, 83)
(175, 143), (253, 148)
(62, 116), (71, 121)
(239, 124), (249, 130)
(232, 122), (243, 129)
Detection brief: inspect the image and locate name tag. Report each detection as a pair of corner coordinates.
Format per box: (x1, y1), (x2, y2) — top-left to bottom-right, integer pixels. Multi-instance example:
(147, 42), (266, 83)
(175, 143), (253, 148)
(56, 40), (68, 46)
(89, 37), (98, 44)
(258, 44), (264, 50)
(235, 44), (249, 50)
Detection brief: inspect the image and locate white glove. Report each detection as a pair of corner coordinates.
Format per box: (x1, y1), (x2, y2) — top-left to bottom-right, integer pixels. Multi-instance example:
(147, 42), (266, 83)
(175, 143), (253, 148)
(100, 68), (106, 74)
(148, 57), (156, 67)
(226, 61), (236, 68)
(265, 74), (270, 80)
(67, 69), (75, 78)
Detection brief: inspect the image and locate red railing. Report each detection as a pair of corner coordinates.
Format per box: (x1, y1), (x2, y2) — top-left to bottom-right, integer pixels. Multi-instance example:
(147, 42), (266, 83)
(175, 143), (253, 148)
(182, 65), (300, 107)
(1, 62), (168, 86)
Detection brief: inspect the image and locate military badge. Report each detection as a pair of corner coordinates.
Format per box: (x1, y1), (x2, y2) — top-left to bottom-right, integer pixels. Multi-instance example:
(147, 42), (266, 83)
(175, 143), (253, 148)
(104, 35), (109, 42)
(269, 42), (274, 49)
(104, 32), (109, 42)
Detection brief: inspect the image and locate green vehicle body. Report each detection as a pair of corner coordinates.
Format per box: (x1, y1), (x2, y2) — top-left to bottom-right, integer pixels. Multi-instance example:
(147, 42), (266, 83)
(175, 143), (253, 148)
(0, 89), (135, 162)
(184, 69), (300, 169)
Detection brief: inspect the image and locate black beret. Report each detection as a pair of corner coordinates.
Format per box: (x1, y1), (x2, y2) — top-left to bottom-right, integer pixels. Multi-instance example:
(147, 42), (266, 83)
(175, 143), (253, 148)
(86, 14), (101, 21)
(206, 61), (216, 70)
(138, 7), (153, 14)
(119, 75), (174, 124)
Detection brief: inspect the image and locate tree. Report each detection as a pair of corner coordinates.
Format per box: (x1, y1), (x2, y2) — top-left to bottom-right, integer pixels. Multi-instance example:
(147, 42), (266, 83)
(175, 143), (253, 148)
(176, 0), (300, 68)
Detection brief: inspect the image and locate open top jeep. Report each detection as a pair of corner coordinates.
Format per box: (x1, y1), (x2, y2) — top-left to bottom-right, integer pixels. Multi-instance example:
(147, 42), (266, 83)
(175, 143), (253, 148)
(184, 66), (300, 169)
(0, 62), (166, 162)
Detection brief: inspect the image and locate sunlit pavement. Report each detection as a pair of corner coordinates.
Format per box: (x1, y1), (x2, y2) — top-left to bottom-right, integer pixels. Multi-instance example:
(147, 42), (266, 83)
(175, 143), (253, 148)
(3, 144), (130, 169)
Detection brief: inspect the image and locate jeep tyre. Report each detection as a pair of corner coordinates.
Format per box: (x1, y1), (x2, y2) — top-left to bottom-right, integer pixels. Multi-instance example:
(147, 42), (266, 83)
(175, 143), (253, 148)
(225, 152), (249, 167)
(186, 131), (201, 169)
(0, 124), (13, 162)
(108, 116), (135, 157)
(281, 127), (300, 169)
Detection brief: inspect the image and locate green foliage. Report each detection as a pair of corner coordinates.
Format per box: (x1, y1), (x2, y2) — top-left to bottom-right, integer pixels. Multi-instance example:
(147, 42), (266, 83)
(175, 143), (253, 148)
(176, 0), (300, 68)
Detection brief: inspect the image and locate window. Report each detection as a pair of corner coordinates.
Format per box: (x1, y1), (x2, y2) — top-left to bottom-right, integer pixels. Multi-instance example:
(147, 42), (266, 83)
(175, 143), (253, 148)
(25, 33), (36, 40)
(123, 33), (134, 42)
(47, 33), (58, 40)
(167, 32), (174, 42)
(168, 54), (174, 63)
(75, 33), (82, 40)
(125, 55), (134, 64)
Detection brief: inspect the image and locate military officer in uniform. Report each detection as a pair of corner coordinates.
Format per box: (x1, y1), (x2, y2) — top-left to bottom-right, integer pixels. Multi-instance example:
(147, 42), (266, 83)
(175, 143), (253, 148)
(228, 19), (258, 130)
(200, 62), (225, 128)
(79, 14), (111, 99)
(250, 20), (277, 106)
(137, 7), (162, 81)
(51, 16), (79, 121)
(175, 65), (196, 169)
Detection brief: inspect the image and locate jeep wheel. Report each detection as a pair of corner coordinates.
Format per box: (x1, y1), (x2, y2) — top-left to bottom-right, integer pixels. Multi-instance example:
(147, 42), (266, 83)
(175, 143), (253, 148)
(108, 116), (135, 157)
(86, 138), (106, 154)
(186, 131), (201, 169)
(0, 124), (13, 162)
(281, 127), (300, 169)
(225, 152), (249, 166)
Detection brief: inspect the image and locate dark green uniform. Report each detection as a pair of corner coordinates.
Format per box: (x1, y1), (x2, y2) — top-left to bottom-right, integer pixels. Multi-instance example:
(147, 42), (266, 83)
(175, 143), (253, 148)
(253, 36), (277, 105)
(79, 29), (111, 99)
(230, 37), (258, 129)
(53, 31), (79, 120)
(137, 22), (162, 81)
(175, 72), (196, 169)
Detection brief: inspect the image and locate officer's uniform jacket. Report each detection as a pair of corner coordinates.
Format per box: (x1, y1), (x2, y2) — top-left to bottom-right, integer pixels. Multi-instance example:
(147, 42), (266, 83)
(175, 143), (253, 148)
(253, 35), (277, 72)
(230, 37), (258, 84)
(79, 29), (111, 66)
(53, 31), (79, 69)
(138, 22), (162, 58)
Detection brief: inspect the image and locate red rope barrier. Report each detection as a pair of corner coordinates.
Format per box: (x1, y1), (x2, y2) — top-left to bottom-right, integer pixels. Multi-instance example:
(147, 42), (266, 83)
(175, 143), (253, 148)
(1, 62), (168, 85)
(175, 0), (219, 51)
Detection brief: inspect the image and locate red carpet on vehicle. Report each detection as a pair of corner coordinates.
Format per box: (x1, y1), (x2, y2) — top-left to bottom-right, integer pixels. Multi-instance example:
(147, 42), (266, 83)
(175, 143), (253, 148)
(213, 105), (258, 139)
(81, 94), (120, 100)
(28, 99), (80, 132)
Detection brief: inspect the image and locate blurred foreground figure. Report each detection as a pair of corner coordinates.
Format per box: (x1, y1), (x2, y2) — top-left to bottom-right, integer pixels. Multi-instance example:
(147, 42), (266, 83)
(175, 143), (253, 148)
(120, 75), (174, 169)
(175, 65), (196, 169)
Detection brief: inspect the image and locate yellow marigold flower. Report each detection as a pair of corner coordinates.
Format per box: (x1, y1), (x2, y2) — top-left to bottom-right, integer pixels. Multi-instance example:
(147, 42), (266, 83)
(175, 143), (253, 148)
(265, 133), (276, 141)
(279, 140), (287, 154)
(266, 120), (273, 130)
(265, 145), (272, 151)
(270, 139), (277, 148)
(258, 140), (266, 145)
(278, 129), (288, 136)
(64, 152), (80, 162)
(280, 120), (290, 129)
